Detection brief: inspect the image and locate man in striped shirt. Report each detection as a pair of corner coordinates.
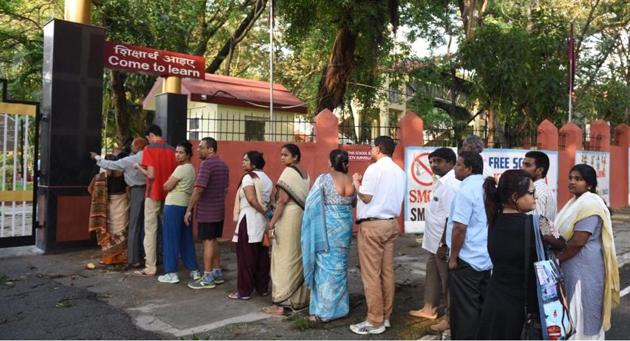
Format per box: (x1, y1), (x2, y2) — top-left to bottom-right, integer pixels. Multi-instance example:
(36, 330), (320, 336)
(186, 137), (230, 289)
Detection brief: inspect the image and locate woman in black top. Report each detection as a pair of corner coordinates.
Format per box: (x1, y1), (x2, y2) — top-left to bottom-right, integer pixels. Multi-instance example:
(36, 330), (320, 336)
(477, 169), (564, 339)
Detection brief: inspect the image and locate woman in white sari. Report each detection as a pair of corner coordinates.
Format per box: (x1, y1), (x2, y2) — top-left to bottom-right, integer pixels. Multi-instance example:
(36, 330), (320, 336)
(554, 164), (620, 339)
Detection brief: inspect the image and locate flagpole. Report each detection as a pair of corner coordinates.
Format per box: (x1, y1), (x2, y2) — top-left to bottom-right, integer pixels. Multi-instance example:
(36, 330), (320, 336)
(269, 0), (274, 141)
(568, 22), (574, 123)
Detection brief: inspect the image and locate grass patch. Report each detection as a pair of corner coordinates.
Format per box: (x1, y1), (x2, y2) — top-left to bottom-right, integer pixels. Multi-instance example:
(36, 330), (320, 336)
(292, 316), (319, 331)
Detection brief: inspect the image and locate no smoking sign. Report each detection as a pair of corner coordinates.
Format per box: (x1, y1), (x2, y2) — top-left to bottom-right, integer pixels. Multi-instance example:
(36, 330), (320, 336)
(411, 152), (434, 186)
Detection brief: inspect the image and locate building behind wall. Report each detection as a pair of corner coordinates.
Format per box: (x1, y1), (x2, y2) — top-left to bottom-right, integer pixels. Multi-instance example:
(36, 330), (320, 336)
(143, 74), (308, 142)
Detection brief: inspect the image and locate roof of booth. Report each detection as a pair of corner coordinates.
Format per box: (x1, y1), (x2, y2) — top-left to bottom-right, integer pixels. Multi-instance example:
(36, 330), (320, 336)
(142, 74), (307, 114)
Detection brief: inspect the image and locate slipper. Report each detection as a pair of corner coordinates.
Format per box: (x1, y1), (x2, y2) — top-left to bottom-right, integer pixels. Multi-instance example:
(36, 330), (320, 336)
(262, 305), (285, 316)
(408, 309), (438, 320)
(133, 269), (155, 276)
(308, 315), (323, 323)
(227, 292), (251, 300)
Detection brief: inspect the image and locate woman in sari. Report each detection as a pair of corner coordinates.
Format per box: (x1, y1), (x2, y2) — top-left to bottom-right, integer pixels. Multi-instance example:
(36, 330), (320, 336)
(88, 155), (129, 265)
(301, 149), (355, 322)
(263, 144), (310, 315)
(555, 164), (620, 339)
(229, 150), (273, 300)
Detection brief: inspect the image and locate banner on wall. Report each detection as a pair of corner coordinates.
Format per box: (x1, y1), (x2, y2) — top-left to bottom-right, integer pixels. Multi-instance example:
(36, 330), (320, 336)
(482, 149), (559, 195)
(404, 147), (559, 234)
(575, 150), (610, 204)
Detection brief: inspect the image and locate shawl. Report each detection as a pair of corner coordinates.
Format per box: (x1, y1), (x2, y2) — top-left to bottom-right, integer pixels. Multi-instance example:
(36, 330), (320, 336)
(554, 191), (620, 331)
(301, 175), (329, 289)
(87, 172), (110, 248)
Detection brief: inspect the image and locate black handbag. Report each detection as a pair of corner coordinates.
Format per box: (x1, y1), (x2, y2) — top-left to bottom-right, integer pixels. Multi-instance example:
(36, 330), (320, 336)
(521, 216), (543, 340)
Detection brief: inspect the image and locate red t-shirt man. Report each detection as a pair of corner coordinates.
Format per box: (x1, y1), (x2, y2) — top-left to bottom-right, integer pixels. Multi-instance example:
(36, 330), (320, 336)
(141, 139), (178, 201)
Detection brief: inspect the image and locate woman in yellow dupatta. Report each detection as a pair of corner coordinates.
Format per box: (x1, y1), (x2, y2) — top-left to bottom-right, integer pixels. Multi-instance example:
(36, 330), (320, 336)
(263, 144), (310, 315)
(554, 164), (619, 339)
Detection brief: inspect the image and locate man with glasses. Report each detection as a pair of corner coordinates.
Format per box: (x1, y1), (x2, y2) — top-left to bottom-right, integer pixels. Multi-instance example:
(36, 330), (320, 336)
(349, 136), (406, 335)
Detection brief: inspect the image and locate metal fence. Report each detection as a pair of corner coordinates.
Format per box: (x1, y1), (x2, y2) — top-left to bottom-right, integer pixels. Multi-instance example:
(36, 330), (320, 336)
(337, 120), (400, 145)
(186, 112), (314, 142)
(424, 126), (537, 148)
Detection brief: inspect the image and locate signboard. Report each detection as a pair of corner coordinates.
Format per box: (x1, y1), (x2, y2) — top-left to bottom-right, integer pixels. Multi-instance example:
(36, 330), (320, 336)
(482, 149), (559, 197)
(404, 147), (559, 234)
(575, 150), (610, 203)
(104, 42), (205, 79)
(347, 149), (372, 161)
(404, 146), (441, 233)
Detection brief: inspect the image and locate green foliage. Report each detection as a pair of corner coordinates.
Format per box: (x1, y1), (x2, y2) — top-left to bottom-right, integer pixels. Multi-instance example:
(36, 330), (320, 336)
(459, 9), (569, 128)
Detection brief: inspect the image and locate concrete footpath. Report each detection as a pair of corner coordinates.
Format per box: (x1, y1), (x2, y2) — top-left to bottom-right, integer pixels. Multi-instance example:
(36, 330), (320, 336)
(2, 208), (630, 339)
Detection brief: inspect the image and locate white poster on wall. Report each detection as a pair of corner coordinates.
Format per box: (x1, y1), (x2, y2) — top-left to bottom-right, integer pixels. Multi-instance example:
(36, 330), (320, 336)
(404, 146), (441, 234)
(481, 149), (559, 197)
(404, 147), (559, 234)
(575, 150), (610, 204)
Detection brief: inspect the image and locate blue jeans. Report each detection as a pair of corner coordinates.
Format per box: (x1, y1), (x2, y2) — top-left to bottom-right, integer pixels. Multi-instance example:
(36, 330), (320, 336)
(162, 205), (199, 273)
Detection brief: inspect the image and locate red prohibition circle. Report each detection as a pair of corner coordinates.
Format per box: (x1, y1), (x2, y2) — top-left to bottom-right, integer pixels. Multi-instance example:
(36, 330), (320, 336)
(410, 152), (433, 186)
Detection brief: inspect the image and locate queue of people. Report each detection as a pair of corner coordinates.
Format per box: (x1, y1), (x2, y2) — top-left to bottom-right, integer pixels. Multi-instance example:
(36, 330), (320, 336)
(88, 127), (619, 339)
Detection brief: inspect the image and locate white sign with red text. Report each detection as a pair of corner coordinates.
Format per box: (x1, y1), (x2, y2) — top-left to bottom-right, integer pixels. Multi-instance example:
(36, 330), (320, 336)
(404, 147), (559, 234)
(575, 150), (610, 203)
(404, 147), (441, 233)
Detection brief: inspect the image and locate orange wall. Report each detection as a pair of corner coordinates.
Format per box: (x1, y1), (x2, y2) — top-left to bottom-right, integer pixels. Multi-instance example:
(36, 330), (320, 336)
(610, 145), (628, 209)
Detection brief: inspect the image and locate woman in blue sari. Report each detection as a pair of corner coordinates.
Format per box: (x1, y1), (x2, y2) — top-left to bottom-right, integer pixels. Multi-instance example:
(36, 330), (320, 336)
(301, 149), (355, 322)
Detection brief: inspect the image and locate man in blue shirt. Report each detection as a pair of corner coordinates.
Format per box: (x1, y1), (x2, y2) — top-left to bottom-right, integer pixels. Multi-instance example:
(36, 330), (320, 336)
(445, 151), (492, 339)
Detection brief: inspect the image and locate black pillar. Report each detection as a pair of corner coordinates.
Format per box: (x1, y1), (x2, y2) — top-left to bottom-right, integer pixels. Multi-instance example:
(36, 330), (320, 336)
(38, 19), (104, 251)
(154, 93), (187, 145)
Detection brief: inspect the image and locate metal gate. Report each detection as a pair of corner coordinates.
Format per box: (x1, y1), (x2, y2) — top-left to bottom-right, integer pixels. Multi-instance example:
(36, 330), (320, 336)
(0, 79), (38, 248)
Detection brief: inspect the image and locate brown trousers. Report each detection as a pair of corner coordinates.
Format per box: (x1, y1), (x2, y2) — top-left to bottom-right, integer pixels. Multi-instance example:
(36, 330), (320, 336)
(236, 217), (270, 297)
(423, 251), (449, 312)
(358, 219), (400, 326)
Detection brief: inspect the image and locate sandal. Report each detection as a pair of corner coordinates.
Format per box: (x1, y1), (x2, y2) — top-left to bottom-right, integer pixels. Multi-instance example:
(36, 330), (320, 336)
(227, 292), (251, 300)
(262, 305), (285, 316)
(308, 315), (322, 322)
(133, 269), (155, 276)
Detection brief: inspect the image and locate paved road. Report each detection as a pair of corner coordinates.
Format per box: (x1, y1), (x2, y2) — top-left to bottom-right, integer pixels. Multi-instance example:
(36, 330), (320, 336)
(2, 206), (630, 339)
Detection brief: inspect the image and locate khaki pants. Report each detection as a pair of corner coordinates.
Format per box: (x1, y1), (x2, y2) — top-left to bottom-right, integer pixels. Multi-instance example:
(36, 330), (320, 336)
(143, 197), (162, 274)
(423, 251), (449, 312)
(358, 219), (400, 326)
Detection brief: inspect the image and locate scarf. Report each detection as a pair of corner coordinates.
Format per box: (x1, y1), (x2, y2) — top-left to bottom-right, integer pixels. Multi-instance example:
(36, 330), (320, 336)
(232, 171), (267, 222)
(554, 191), (620, 331)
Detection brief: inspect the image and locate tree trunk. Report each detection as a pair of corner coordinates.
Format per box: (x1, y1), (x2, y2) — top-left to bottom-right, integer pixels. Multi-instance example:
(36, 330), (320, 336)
(111, 71), (130, 145)
(316, 27), (357, 112)
(205, 0), (267, 74)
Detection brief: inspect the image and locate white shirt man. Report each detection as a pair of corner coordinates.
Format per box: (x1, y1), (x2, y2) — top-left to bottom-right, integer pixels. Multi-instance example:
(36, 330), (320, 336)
(533, 178), (556, 221)
(410, 148), (460, 331)
(423, 169), (460, 253)
(350, 136), (406, 335)
(356, 156), (406, 220)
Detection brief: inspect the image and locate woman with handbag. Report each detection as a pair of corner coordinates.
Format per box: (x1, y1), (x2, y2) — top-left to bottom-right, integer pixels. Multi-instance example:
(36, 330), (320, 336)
(301, 149), (356, 322)
(229, 151), (273, 300)
(555, 164), (620, 339)
(263, 144), (311, 316)
(477, 170), (564, 339)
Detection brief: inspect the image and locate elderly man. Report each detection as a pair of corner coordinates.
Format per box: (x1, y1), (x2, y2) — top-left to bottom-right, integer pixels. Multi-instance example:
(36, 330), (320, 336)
(459, 135), (495, 179)
(90, 137), (148, 269)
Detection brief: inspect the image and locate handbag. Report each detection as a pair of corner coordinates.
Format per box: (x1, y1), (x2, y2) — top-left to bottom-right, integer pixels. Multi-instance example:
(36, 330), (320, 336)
(521, 215), (543, 340)
(531, 215), (575, 340)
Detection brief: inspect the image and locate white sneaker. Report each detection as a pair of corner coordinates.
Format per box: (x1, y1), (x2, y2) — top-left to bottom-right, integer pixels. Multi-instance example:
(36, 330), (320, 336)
(157, 273), (180, 284)
(384, 319), (391, 328)
(349, 320), (386, 335)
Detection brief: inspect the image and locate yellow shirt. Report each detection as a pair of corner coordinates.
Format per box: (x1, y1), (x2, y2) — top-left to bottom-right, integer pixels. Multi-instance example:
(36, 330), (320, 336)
(165, 163), (195, 206)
